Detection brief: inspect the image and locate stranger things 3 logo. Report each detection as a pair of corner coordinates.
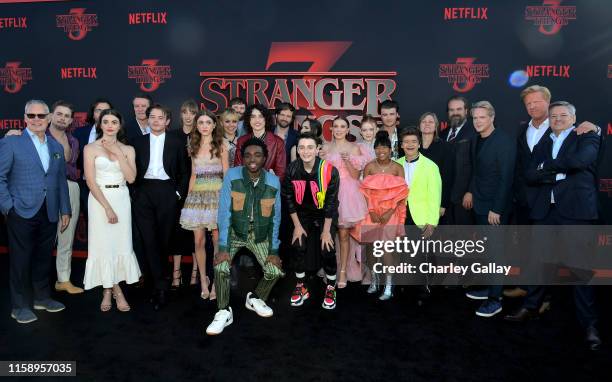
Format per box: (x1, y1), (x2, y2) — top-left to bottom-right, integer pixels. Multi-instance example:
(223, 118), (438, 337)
(525, 0), (576, 35)
(56, 8), (98, 41)
(199, 42), (396, 140)
(128, 59), (172, 92)
(439, 57), (489, 93)
(0, 62), (32, 94)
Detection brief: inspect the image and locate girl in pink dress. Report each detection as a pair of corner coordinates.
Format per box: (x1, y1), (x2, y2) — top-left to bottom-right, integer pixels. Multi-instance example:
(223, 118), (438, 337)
(323, 117), (372, 287)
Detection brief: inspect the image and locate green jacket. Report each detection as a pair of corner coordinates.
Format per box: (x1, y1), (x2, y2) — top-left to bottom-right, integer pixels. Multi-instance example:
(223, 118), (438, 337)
(396, 155), (442, 226)
(218, 166), (281, 255)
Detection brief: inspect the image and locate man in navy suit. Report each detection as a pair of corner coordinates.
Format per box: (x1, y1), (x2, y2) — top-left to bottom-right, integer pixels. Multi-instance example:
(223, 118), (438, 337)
(0, 100), (71, 324)
(519, 101), (601, 350)
(126, 93), (152, 144)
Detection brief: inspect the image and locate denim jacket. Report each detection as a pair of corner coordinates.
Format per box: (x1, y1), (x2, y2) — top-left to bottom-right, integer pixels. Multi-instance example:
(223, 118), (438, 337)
(218, 166), (281, 255)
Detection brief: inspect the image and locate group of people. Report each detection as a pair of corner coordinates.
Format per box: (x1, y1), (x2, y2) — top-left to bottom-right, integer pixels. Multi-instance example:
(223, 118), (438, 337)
(0, 86), (604, 349)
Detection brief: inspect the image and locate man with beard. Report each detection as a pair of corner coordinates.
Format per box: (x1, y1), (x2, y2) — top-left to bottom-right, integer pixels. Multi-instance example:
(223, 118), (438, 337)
(440, 96), (476, 225)
(47, 101), (83, 294)
(274, 102), (298, 166)
(229, 97), (247, 138)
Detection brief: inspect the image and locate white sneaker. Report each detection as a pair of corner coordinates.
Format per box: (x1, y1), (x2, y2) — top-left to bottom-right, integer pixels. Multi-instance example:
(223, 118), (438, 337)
(245, 292), (273, 317)
(367, 272), (380, 294)
(206, 307), (233, 335)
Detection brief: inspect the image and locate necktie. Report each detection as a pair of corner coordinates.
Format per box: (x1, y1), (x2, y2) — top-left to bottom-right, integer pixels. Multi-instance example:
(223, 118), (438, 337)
(447, 127), (457, 141)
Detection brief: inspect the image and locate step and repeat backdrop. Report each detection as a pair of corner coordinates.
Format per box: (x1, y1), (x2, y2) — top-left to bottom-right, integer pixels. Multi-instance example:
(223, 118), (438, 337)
(1, 0), (611, 246)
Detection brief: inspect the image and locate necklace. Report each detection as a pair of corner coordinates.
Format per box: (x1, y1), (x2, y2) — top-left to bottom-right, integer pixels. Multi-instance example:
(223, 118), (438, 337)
(375, 159), (392, 173)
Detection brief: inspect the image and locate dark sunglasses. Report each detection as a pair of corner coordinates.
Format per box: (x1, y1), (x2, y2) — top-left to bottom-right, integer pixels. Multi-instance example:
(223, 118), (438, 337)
(26, 113), (48, 119)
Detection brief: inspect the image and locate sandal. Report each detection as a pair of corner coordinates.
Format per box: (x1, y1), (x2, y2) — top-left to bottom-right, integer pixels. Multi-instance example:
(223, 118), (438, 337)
(209, 281), (216, 301)
(190, 266), (199, 287)
(171, 268), (182, 290)
(113, 287), (131, 312)
(200, 276), (210, 300)
(100, 289), (112, 312)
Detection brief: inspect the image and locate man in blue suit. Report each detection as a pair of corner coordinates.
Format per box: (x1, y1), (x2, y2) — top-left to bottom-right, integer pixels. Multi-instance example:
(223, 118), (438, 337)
(521, 101), (601, 350)
(0, 100), (71, 324)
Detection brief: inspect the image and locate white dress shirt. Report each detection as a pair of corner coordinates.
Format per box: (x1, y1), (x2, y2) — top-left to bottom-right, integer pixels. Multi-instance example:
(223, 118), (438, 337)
(88, 124), (97, 144)
(144, 132), (170, 180)
(549, 126), (574, 203)
(525, 118), (549, 152)
(403, 155), (419, 187)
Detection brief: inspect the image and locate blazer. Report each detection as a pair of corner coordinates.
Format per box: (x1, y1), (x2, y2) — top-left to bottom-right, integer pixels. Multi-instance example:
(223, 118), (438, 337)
(440, 120), (477, 204)
(0, 132), (71, 221)
(396, 155), (442, 226)
(72, 124), (95, 182)
(419, 138), (454, 209)
(513, 122), (550, 208)
(234, 132), (287, 181)
(132, 132), (189, 199)
(526, 130), (599, 221)
(469, 128), (516, 217)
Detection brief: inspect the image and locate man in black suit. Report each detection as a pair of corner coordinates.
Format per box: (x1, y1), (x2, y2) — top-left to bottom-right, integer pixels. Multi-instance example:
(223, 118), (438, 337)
(509, 101), (601, 350)
(463, 101), (516, 318)
(132, 104), (189, 310)
(126, 94), (153, 144)
(440, 96), (477, 225)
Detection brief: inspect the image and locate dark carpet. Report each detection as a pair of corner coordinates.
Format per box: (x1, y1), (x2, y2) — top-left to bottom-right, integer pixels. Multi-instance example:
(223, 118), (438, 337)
(0, 255), (610, 382)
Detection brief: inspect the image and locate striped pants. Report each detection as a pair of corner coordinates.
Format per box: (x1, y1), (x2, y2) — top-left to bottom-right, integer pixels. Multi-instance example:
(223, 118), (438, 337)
(215, 229), (283, 310)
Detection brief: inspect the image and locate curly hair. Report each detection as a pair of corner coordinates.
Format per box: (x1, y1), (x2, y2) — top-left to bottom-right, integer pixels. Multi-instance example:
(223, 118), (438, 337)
(243, 104), (274, 133)
(188, 109), (224, 159)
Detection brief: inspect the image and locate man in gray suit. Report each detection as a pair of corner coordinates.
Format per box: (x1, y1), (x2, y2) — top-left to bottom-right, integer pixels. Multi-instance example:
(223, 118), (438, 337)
(0, 100), (71, 324)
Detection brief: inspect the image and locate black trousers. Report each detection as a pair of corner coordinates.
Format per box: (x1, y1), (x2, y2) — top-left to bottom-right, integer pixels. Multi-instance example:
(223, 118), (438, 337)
(525, 205), (598, 328)
(474, 213), (509, 299)
(133, 180), (178, 291)
(441, 202), (474, 225)
(6, 201), (57, 309)
(292, 216), (337, 277)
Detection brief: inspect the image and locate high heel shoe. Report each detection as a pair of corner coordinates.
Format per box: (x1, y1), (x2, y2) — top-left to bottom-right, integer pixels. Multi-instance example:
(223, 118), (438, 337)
(209, 281), (216, 301)
(367, 272), (379, 294)
(113, 289), (131, 312)
(337, 270), (347, 289)
(170, 268), (182, 290)
(200, 276), (210, 300)
(379, 283), (393, 301)
(100, 289), (112, 312)
(190, 267), (199, 288)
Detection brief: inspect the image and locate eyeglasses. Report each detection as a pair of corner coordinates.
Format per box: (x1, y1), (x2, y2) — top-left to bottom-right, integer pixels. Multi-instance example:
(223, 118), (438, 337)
(26, 113), (48, 119)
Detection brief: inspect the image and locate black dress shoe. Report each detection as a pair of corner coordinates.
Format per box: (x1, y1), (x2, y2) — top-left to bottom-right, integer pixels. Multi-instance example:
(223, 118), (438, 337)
(585, 326), (602, 351)
(504, 307), (537, 322)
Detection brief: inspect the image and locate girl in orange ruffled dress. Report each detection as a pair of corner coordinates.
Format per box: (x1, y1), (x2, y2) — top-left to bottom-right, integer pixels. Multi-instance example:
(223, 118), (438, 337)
(360, 131), (408, 300)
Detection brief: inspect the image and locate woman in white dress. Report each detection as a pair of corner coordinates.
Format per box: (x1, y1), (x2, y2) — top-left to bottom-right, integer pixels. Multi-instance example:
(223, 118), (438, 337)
(83, 109), (141, 312)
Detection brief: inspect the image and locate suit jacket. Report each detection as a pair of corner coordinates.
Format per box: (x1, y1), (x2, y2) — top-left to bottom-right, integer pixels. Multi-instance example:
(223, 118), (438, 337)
(469, 128), (516, 217)
(0, 132), (71, 221)
(281, 127), (299, 166)
(396, 155), (442, 226)
(132, 132), (189, 199)
(525, 130), (599, 221)
(234, 132), (287, 181)
(72, 124), (95, 182)
(126, 120), (149, 145)
(420, 139), (454, 209)
(513, 121), (550, 208)
(440, 120), (477, 204)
